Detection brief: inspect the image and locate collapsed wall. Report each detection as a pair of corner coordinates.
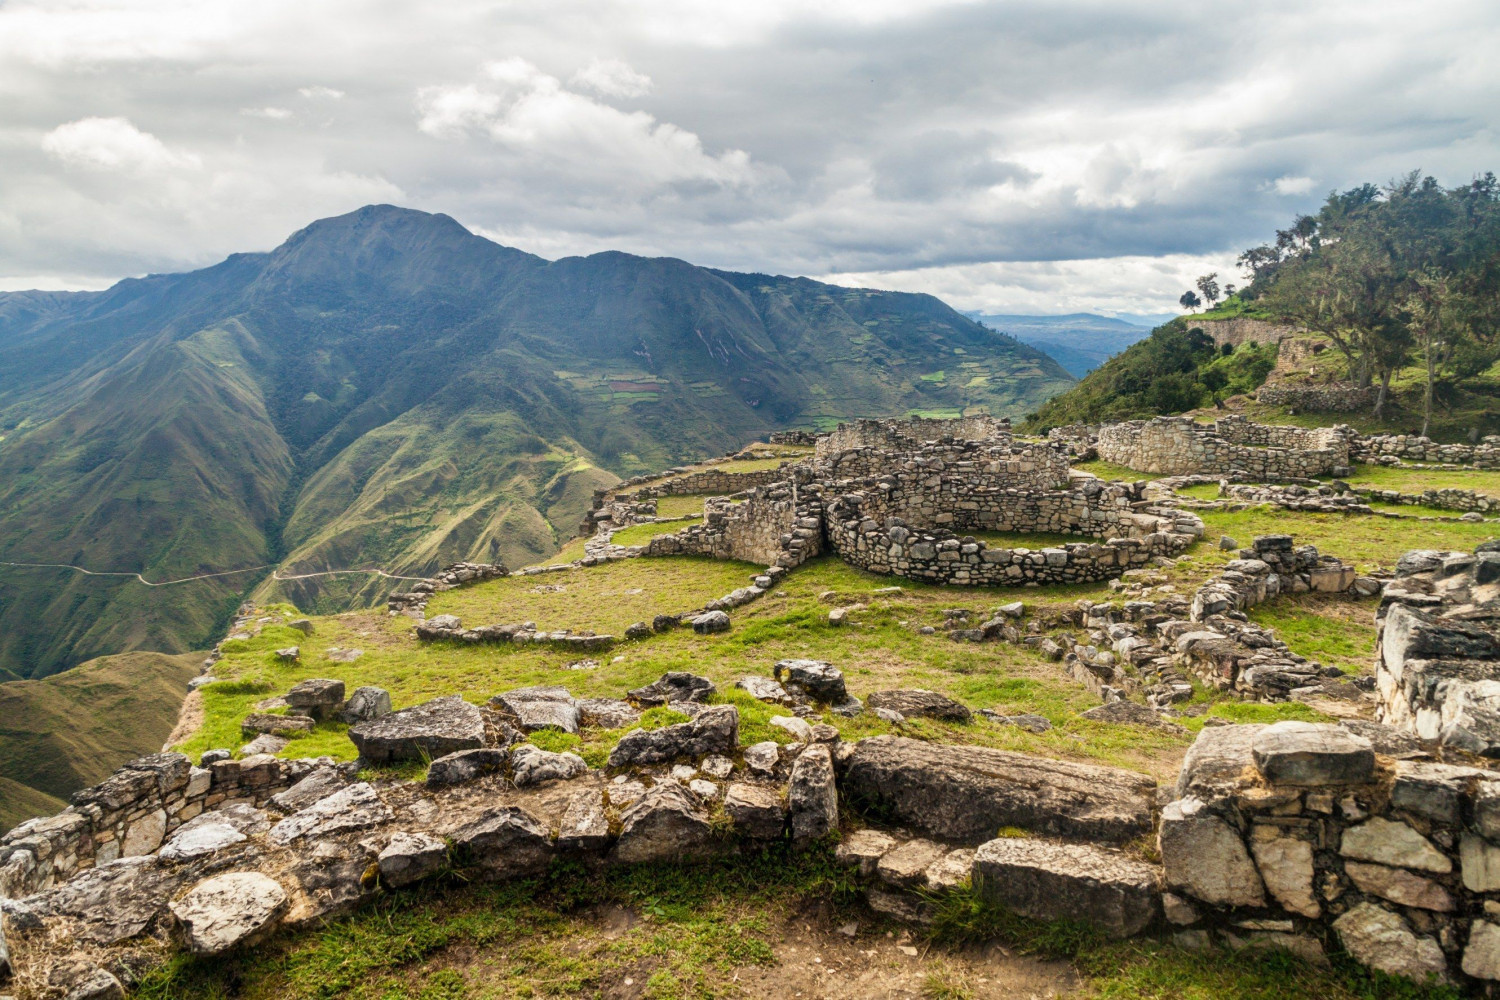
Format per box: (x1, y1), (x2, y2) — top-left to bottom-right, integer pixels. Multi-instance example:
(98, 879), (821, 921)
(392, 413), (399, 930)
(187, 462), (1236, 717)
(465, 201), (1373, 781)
(645, 482), (823, 569)
(817, 438), (1070, 491)
(1096, 416), (1353, 478)
(813, 415), (1011, 462)
(1352, 434), (1500, 469)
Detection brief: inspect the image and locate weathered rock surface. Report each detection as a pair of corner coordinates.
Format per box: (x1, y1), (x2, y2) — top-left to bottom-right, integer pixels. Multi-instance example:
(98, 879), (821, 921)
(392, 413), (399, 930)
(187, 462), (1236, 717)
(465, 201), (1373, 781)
(1159, 798), (1265, 907)
(169, 872), (288, 955)
(489, 686), (581, 734)
(842, 736), (1156, 843)
(1250, 721), (1374, 786)
(425, 748), (509, 787)
(743, 741), (779, 776)
(270, 765), (350, 813)
(723, 783), (785, 840)
(691, 611), (731, 634)
(269, 783), (393, 845)
(286, 678), (345, 720)
(1079, 700), (1186, 731)
(607, 705), (739, 767)
(613, 783), (716, 863)
(1344, 861), (1453, 911)
(378, 832), (448, 888)
(577, 697), (640, 729)
(451, 806), (553, 876)
(348, 695), (485, 764)
(628, 672), (716, 706)
(557, 789), (610, 852)
(159, 821), (246, 862)
(773, 659), (847, 702)
(788, 744), (838, 844)
(341, 686), (392, 723)
(1340, 817), (1452, 873)
(866, 689), (971, 722)
(1249, 832), (1318, 917)
(241, 713), (314, 736)
(972, 838), (1161, 938)
(735, 675), (791, 704)
(835, 828), (898, 876)
(510, 744), (588, 787)
(1333, 903), (1448, 983)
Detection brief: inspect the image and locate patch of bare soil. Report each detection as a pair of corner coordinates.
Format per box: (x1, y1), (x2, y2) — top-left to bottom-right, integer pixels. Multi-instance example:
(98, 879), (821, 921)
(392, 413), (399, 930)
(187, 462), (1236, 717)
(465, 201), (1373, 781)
(161, 689), (204, 751)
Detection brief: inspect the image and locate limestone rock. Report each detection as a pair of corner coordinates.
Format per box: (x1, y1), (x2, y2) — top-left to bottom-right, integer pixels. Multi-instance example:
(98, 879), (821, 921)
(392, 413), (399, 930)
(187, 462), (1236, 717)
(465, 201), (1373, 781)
(63, 969), (126, 1000)
(1332, 903), (1447, 983)
(426, 747), (510, 787)
(842, 735), (1155, 844)
(1250, 721), (1374, 786)
(613, 782), (716, 863)
(924, 848), (976, 892)
(877, 838), (946, 888)
(1463, 920), (1500, 981)
(865, 689), (971, 722)
(1461, 833), (1500, 892)
(1174, 724), (1265, 804)
(1159, 798), (1265, 907)
(159, 822), (246, 862)
(735, 675), (792, 704)
(769, 715), (814, 741)
(607, 704), (739, 767)
(240, 733), (289, 756)
(557, 789), (610, 852)
(723, 783), (785, 839)
(1340, 817), (1451, 873)
(510, 744), (588, 787)
(788, 744), (838, 845)
(341, 686), (392, 723)
(241, 712), (314, 736)
(1344, 861), (1452, 911)
(773, 659), (848, 702)
(348, 695), (485, 764)
(169, 872), (288, 955)
(1249, 832), (1318, 918)
(835, 828), (897, 876)
(973, 838), (1161, 938)
(1079, 701), (1186, 731)
(451, 806), (553, 876)
(577, 697), (640, 729)
(489, 686), (581, 734)
(287, 678), (345, 720)
(120, 808), (168, 857)
(269, 782), (392, 845)
(270, 765), (350, 813)
(628, 672), (717, 706)
(379, 832), (448, 888)
(691, 611), (731, 634)
(743, 740), (779, 776)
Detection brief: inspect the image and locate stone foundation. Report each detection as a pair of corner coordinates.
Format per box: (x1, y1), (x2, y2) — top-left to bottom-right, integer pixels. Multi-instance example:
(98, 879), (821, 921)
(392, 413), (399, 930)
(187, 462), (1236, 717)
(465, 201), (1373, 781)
(1257, 382), (1375, 412)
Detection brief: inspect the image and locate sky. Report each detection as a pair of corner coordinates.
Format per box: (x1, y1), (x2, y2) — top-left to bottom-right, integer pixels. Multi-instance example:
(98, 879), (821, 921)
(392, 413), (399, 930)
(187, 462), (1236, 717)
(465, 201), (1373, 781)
(2, 0), (1498, 317)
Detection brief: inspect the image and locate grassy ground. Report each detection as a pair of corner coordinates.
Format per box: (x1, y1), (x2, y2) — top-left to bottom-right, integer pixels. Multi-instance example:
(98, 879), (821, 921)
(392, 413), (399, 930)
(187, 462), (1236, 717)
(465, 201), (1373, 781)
(656, 494), (722, 519)
(1072, 459), (1156, 482)
(1248, 595), (1379, 675)
(132, 846), (1460, 1000)
(1327, 464), (1500, 494)
(608, 520), (697, 547)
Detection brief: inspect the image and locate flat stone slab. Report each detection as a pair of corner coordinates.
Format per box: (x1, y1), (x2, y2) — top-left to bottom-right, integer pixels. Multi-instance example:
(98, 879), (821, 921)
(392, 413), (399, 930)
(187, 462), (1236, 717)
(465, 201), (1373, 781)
(510, 744), (588, 787)
(169, 872), (287, 955)
(1174, 724), (1265, 804)
(842, 736), (1156, 844)
(735, 675), (791, 704)
(607, 704), (738, 767)
(489, 686), (581, 734)
(349, 695), (485, 764)
(1250, 721), (1374, 786)
(774, 659), (847, 702)
(269, 782), (393, 845)
(973, 838), (1161, 938)
(159, 822), (246, 862)
(866, 689), (971, 722)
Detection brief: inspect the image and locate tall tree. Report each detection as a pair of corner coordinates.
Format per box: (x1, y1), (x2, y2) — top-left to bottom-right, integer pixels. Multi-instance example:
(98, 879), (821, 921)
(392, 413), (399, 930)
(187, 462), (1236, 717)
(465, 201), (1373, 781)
(1196, 273), (1221, 308)
(1179, 290), (1202, 312)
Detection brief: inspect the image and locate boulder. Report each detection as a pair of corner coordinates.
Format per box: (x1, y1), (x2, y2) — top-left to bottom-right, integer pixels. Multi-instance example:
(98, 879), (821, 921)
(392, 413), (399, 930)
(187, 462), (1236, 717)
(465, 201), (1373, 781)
(723, 783), (785, 840)
(348, 695), (485, 764)
(378, 832), (448, 888)
(1332, 903), (1447, 983)
(628, 672), (716, 706)
(842, 736), (1155, 844)
(169, 872), (288, 955)
(489, 686), (581, 734)
(557, 789), (610, 852)
(341, 686), (392, 723)
(773, 659), (847, 702)
(159, 822), (246, 862)
(735, 675), (792, 704)
(286, 678), (345, 720)
(451, 806), (554, 876)
(1158, 798), (1265, 907)
(788, 744), (838, 845)
(613, 782), (716, 863)
(270, 765), (350, 813)
(510, 744), (588, 787)
(973, 838), (1161, 938)
(577, 697), (640, 729)
(743, 741), (779, 776)
(692, 611), (731, 634)
(866, 689), (971, 722)
(769, 715), (814, 741)
(1250, 721), (1374, 786)
(269, 782), (392, 845)
(607, 704), (738, 767)
(426, 748), (510, 787)
(240, 734), (289, 756)
(274, 646), (300, 661)
(241, 713), (314, 736)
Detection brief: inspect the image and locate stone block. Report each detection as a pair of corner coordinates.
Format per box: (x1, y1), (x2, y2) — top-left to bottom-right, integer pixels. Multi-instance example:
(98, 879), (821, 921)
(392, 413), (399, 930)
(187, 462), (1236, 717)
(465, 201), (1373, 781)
(973, 837), (1161, 937)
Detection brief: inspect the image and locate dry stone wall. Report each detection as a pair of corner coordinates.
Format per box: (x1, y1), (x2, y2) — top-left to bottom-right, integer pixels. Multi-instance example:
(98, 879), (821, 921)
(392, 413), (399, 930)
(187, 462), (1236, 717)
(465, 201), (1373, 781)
(1096, 416), (1353, 478)
(1257, 382), (1375, 412)
(1352, 434), (1500, 469)
(816, 439), (1070, 491)
(813, 415), (1011, 461)
(645, 483), (823, 569)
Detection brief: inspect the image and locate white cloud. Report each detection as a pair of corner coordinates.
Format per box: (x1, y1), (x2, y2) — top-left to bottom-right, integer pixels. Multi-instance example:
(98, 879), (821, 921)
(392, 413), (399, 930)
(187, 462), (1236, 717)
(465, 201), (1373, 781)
(242, 106), (292, 119)
(570, 57), (652, 99)
(1272, 175), (1315, 195)
(40, 117), (201, 173)
(298, 85), (344, 99)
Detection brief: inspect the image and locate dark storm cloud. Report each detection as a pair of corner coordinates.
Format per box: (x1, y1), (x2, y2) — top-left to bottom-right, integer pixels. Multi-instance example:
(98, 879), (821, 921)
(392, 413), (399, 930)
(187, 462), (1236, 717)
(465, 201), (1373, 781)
(1, 0), (1496, 313)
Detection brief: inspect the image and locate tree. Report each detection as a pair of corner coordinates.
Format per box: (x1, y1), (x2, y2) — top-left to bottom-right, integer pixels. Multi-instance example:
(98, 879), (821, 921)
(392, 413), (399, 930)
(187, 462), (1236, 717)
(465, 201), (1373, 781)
(1179, 290), (1202, 312)
(1196, 273), (1221, 308)
(1223, 282), (1237, 299)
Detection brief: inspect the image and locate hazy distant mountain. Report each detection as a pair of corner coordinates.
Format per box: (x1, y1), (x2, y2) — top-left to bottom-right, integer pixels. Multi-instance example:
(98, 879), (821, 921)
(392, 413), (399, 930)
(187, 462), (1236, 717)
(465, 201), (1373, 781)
(0, 205), (1074, 679)
(968, 313), (1153, 376)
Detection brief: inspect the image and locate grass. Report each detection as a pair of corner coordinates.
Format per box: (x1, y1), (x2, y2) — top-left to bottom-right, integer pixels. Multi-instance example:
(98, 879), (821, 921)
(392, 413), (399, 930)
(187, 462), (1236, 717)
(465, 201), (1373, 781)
(1175, 483), (1221, 501)
(609, 520), (695, 546)
(1248, 596), (1379, 675)
(1072, 459), (1156, 482)
(132, 846), (1462, 1000)
(656, 494), (719, 519)
(1327, 464), (1500, 495)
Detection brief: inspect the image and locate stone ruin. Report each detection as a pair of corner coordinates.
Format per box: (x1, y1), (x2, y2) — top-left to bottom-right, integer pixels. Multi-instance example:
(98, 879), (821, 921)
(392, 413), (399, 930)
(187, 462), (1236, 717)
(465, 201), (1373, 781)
(1095, 415), (1355, 479)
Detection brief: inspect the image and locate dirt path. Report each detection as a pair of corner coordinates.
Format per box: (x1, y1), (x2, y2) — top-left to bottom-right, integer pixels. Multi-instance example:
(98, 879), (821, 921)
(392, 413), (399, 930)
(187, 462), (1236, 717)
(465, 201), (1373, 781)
(0, 560), (431, 587)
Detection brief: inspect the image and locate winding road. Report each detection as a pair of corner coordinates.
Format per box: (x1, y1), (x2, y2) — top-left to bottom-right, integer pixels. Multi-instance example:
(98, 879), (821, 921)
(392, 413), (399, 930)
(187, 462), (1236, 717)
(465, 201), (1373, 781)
(0, 561), (430, 587)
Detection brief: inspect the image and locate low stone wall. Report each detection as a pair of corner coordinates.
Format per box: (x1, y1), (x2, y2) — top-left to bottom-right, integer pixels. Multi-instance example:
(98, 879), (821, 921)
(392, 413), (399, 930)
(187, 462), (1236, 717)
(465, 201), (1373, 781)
(1353, 487), (1500, 515)
(813, 415), (1010, 461)
(767, 430), (818, 447)
(1351, 433), (1500, 469)
(1257, 382), (1375, 412)
(1192, 317), (1298, 349)
(1376, 544), (1500, 753)
(815, 439), (1070, 491)
(0, 753), (323, 899)
(645, 482), (824, 569)
(387, 562), (509, 617)
(1160, 720), (1500, 988)
(1096, 416), (1352, 478)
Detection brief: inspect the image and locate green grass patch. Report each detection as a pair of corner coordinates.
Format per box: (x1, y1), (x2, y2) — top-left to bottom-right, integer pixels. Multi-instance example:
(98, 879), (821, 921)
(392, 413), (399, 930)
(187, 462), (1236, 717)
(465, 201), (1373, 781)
(610, 520), (693, 546)
(1072, 459), (1156, 482)
(1248, 596), (1378, 674)
(1176, 483), (1221, 501)
(656, 494), (717, 519)
(1330, 464), (1500, 495)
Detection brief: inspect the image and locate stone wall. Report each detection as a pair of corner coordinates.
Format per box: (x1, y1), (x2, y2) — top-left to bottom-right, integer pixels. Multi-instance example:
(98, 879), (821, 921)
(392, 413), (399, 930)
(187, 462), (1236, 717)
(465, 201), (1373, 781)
(816, 439), (1070, 491)
(1353, 487), (1500, 515)
(1376, 544), (1500, 754)
(645, 482), (824, 570)
(1159, 719), (1500, 988)
(1096, 416), (1353, 478)
(767, 430), (818, 447)
(0, 752), (324, 899)
(1257, 382), (1375, 413)
(813, 415), (1010, 461)
(1192, 316), (1298, 349)
(1352, 433), (1500, 469)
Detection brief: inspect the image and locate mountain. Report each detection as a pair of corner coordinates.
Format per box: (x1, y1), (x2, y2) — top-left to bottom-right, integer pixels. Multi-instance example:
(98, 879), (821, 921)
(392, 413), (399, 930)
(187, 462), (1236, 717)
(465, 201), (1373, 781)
(0, 205), (1074, 680)
(968, 313), (1151, 376)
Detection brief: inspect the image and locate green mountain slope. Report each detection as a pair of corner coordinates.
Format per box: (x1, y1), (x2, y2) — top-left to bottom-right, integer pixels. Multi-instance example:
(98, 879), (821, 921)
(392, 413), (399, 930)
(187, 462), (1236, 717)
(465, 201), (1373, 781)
(0, 205), (1074, 679)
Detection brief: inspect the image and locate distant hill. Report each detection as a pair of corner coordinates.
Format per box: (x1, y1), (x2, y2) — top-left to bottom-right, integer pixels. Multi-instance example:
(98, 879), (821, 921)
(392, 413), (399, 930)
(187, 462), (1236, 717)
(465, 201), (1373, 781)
(968, 313), (1151, 376)
(0, 649), (199, 831)
(0, 205), (1074, 679)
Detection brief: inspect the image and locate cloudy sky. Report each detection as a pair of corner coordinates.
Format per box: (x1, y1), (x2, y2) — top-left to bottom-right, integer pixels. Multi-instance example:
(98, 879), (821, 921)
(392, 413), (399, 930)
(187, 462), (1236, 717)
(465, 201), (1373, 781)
(2, 0), (1498, 317)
